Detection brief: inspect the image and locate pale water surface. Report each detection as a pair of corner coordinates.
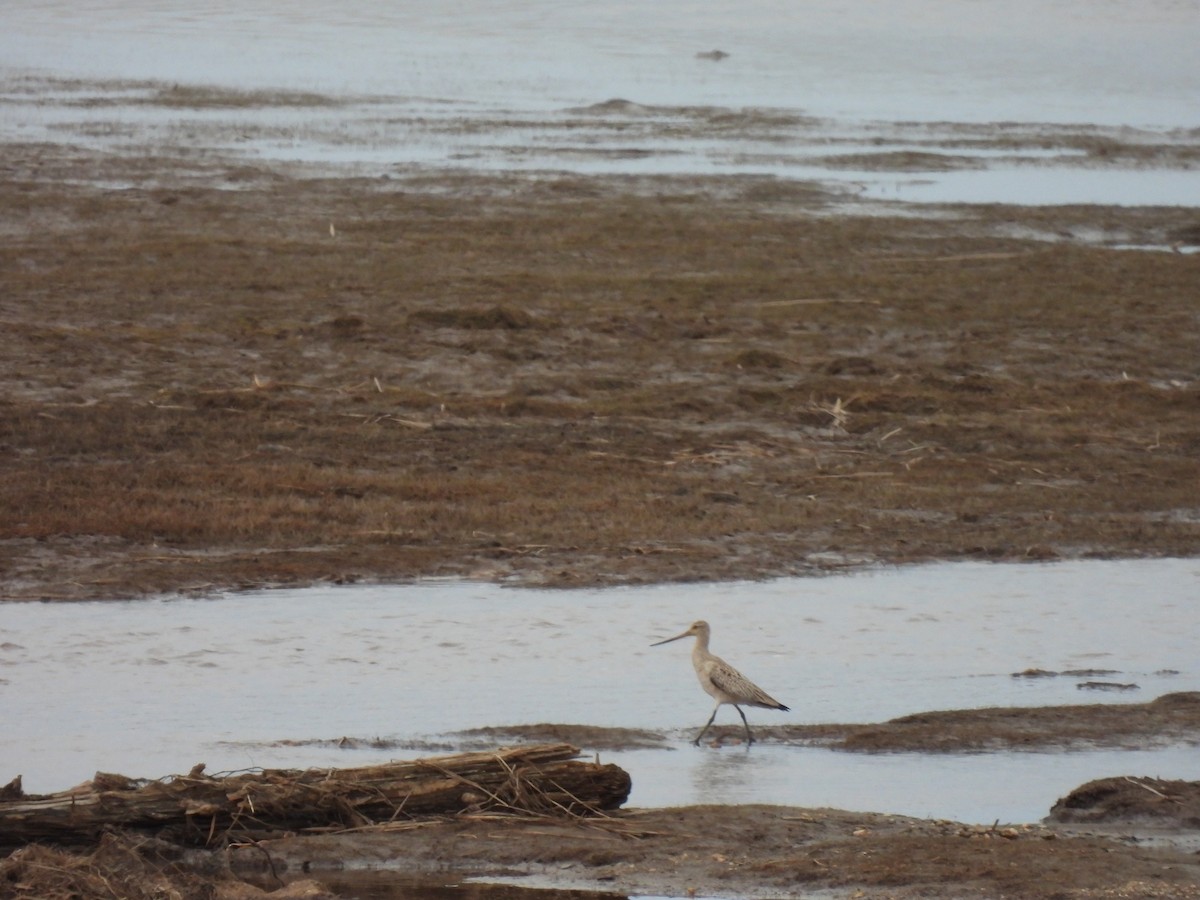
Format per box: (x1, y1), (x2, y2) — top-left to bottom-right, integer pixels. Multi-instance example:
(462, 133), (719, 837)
(2, 0), (1199, 206)
(2, 559), (1197, 823)
(3, 0), (1199, 125)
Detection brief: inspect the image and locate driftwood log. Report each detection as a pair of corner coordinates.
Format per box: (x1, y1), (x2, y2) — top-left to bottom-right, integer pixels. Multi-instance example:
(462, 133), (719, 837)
(0, 743), (631, 847)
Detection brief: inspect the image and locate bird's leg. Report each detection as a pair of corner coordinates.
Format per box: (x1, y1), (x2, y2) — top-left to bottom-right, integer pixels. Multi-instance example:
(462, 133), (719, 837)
(734, 704), (754, 745)
(693, 703), (721, 746)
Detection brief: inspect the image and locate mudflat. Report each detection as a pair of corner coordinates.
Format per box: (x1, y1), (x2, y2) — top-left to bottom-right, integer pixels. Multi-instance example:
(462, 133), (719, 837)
(2, 138), (1198, 601)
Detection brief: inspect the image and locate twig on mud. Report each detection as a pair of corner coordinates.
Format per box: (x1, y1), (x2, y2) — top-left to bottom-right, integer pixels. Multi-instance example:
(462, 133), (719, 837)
(195, 378), (315, 394)
(878, 426), (904, 444)
(339, 411), (433, 429)
(623, 544), (699, 556)
(1122, 776), (1175, 801)
(817, 396), (851, 429)
(588, 450), (664, 465)
(671, 442), (779, 466)
(877, 250), (1041, 264)
(755, 297), (878, 307)
(806, 471), (893, 479)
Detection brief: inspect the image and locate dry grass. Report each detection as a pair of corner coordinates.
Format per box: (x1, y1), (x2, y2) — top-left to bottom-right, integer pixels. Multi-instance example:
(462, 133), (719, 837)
(2, 147), (1199, 598)
(0, 833), (217, 900)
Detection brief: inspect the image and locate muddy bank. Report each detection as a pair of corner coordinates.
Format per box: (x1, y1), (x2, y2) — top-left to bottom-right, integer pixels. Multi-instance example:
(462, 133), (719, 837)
(1051, 776), (1200, 829)
(6, 801), (1199, 900)
(227, 802), (1200, 900)
(791, 690), (1200, 753)
(436, 691), (1200, 753)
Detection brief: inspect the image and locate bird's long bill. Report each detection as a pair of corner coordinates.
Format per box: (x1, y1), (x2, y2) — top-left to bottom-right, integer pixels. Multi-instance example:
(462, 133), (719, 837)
(650, 628), (691, 647)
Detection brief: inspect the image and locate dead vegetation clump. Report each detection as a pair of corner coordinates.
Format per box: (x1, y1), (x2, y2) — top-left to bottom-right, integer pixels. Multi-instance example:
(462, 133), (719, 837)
(1049, 776), (1200, 827)
(0, 747), (630, 900)
(0, 832), (227, 900)
(0, 746), (629, 849)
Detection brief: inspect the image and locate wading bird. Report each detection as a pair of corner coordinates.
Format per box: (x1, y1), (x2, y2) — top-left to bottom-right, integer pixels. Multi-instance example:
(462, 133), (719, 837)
(651, 620), (788, 746)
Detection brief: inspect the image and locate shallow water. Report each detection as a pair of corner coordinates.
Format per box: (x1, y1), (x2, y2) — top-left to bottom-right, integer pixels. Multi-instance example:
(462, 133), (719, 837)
(2, 559), (1197, 823)
(2, 0), (1199, 206)
(862, 167), (1200, 207)
(11, 88), (1198, 207)
(3, 0), (1198, 126)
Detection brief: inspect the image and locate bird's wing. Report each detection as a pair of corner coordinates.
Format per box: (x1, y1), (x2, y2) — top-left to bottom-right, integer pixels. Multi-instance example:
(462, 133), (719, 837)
(708, 660), (754, 699)
(709, 659), (788, 710)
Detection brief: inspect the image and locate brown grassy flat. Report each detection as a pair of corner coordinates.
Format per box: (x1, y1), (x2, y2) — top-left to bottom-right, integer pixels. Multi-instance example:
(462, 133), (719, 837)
(2, 142), (1198, 600)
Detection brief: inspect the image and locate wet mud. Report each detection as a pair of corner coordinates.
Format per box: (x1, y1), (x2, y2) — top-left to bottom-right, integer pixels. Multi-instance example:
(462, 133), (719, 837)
(241, 802), (1200, 900)
(2, 137), (1199, 601)
(440, 691), (1200, 754)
